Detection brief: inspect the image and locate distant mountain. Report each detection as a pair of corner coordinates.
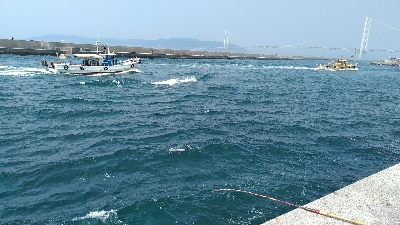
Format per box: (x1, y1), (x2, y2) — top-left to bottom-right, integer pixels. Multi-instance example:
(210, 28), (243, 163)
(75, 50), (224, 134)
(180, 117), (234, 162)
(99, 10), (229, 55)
(30, 34), (249, 53)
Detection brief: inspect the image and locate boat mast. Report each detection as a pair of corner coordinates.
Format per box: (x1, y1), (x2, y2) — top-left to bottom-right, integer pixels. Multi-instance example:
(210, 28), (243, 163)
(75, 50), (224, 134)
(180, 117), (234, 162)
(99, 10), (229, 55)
(95, 40), (100, 54)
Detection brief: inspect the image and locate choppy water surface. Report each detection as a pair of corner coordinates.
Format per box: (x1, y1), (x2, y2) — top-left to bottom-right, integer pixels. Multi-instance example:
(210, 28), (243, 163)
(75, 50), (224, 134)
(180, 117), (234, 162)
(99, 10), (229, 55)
(1, 54), (399, 224)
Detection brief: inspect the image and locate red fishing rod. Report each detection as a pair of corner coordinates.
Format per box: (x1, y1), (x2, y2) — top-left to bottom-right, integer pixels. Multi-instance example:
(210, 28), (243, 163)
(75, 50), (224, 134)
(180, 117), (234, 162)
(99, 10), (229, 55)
(348, 137), (400, 161)
(213, 188), (371, 225)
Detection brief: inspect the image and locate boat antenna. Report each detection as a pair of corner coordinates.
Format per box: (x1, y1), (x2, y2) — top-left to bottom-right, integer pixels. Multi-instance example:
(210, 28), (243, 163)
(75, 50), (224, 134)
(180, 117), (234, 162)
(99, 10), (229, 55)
(95, 40), (100, 54)
(95, 34), (100, 54)
(213, 188), (371, 225)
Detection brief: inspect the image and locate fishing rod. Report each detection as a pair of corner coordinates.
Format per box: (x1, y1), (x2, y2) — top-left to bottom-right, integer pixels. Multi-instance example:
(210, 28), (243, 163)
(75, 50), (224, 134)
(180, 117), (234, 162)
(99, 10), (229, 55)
(213, 188), (371, 225)
(348, 137), (400, 162)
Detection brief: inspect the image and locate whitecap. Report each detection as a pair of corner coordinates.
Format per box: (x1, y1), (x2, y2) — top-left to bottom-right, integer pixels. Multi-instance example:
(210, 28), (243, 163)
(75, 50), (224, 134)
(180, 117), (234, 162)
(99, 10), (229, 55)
(112, 80), (121, 85)
(152, 76), (197, 85)
(179, 76), (197, 83)
(73, 209), (117, 221)
(152, 78), (180, 85)
(168, 147), (186, 152)
(168, 145), (195, 153)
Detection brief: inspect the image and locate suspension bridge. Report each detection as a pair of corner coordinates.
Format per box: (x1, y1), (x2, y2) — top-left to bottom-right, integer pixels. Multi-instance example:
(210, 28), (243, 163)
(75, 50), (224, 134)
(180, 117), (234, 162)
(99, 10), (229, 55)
(223, 17), (400, 59)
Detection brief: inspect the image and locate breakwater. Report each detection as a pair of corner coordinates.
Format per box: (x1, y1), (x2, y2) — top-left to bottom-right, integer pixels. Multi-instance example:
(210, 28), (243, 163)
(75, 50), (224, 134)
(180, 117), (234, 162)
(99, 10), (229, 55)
(0, 39), (325, 60)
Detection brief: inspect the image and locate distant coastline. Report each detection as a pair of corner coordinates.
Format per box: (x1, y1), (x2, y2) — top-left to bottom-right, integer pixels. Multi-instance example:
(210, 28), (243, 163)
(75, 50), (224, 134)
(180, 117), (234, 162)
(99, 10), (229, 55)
(0, 39), (328, 60)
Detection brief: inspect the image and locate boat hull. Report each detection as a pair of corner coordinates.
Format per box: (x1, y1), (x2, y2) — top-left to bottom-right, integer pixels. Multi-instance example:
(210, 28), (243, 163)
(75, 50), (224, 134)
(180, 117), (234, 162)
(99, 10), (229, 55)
(317, 65), (358, 71)
(316, 59), (358, 71)
(46, 63), (140, 75)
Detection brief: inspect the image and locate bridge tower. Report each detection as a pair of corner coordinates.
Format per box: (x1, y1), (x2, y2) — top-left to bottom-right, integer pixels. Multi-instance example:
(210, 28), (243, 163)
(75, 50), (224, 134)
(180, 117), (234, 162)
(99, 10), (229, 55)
(359, 17), (372, 59)
(223, 30), (229, 49)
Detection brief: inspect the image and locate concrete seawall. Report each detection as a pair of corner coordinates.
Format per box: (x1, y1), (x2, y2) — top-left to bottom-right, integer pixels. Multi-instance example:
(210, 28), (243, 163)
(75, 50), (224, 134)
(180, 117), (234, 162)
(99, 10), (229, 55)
(0, 39), (326, 60)
(261, 163), (400, 225)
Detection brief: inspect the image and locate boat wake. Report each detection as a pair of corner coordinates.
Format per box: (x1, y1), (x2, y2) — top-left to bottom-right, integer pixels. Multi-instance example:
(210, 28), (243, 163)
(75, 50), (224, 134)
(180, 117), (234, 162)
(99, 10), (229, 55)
(152, 76), (197, 85)
(262, 65), (320, 70)
(0, 66), (50, 76)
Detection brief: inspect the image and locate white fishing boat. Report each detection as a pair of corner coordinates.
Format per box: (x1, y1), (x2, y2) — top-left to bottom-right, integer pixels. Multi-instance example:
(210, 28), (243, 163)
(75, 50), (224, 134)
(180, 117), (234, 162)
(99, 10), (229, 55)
(369, 57), (400, 66)
(316, 59), (358, 71)
(41, 41), (141, 75)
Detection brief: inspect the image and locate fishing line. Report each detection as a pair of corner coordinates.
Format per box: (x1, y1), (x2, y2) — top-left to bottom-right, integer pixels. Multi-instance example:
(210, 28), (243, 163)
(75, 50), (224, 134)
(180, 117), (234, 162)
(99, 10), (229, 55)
(213, 188), (371, 225)
(348, 137), (400, 162)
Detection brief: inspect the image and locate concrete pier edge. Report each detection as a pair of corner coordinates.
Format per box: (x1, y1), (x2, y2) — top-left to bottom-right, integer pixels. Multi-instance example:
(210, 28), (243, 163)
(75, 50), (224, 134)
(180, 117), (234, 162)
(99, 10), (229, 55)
(261, 163), (400, 225)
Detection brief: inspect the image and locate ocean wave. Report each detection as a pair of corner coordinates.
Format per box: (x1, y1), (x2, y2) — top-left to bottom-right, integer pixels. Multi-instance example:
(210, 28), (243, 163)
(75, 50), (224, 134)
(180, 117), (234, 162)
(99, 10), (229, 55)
(76, 78), (142, 87)
(151, 76), (197, 85)
(72, 209), (121, 222)
(168, 145), (198, 153)
(2, 57), (400, 224)
(262, 65), (320, 70)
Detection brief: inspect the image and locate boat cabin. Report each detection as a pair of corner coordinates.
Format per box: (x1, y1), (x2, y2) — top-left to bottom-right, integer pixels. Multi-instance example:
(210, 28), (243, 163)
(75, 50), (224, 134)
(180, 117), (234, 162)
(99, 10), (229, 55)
(100, 54), (118, 66)
(73, 53), (119, 67)
(334, 59), (348, 68)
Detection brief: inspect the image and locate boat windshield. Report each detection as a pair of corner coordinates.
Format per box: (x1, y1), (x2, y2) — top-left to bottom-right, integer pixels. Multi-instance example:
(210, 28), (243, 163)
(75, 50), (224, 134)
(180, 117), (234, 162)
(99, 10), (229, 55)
(81, 58), (100, 66)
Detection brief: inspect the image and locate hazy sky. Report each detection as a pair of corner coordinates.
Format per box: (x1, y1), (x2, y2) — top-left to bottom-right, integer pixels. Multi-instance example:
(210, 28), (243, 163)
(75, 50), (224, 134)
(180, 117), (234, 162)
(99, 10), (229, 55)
(1, 0), (399, 59)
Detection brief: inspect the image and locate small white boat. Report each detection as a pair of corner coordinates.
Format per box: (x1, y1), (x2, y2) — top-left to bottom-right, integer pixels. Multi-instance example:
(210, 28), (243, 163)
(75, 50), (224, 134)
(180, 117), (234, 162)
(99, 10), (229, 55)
(41, 41), (141, 75)
(316, 59), (358, 71)
(369, 57), (400, 66)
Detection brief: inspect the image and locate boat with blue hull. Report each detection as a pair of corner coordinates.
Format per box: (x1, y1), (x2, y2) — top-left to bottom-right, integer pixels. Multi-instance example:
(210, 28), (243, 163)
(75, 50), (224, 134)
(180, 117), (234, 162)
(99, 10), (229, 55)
(41, 41), (141, 75)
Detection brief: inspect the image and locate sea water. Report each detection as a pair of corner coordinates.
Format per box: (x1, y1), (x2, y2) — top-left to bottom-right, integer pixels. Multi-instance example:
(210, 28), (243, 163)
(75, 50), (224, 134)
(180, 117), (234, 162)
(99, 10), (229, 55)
(1, 54), (399, 224)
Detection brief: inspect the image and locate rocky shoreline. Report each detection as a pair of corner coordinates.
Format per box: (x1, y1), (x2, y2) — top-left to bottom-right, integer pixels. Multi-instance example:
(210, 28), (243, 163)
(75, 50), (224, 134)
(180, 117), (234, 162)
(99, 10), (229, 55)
(0, 39), (327, 60)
